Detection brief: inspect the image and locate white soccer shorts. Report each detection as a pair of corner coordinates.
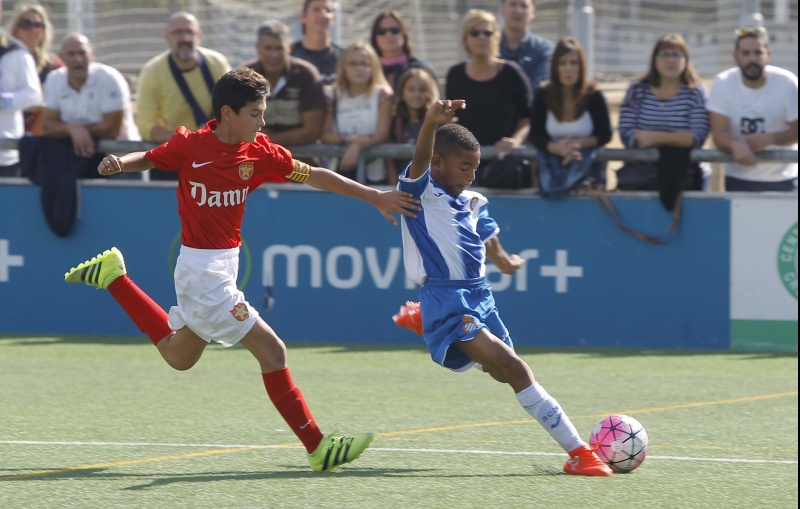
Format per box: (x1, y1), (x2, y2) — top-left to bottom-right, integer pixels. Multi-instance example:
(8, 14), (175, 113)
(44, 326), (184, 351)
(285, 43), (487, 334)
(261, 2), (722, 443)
(168, 245), (259, 347)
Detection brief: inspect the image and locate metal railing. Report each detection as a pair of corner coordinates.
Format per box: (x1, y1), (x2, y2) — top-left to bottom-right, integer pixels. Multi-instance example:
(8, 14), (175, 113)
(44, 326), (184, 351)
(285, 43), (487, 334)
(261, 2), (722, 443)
(2, 137), (797, 184)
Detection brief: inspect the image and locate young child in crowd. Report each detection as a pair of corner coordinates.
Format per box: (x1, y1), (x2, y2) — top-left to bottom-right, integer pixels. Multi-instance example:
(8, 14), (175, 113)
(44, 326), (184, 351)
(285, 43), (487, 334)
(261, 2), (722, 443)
(387, 67), (440, 185)
(321, 41), (393, 184)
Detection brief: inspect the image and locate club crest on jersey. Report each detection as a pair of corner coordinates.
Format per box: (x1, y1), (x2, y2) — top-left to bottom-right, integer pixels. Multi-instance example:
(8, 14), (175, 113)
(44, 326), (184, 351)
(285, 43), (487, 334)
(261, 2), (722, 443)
(230, 303), (250, 321)
(469, 197), (479, 211)
(239, 161), (254, 181)
(462, 316), (479, 333)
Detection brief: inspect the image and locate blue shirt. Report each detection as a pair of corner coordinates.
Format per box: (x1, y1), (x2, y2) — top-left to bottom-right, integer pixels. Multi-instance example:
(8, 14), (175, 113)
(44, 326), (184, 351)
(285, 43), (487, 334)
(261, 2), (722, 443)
(500, 31), (554, 93)
(398, 166), (499, 285)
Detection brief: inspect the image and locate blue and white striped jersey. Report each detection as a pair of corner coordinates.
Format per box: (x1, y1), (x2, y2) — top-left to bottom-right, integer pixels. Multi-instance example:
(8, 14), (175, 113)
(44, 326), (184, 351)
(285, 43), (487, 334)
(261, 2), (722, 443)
(399, 166), (500, 285)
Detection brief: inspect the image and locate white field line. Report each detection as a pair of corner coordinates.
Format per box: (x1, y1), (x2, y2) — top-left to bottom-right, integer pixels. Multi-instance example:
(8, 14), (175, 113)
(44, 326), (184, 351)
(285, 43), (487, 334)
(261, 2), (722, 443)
(0, 440), (796, 465)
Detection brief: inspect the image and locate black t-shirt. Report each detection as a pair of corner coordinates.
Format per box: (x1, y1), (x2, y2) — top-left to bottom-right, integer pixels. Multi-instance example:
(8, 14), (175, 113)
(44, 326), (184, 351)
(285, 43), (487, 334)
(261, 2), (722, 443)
(445, 61), (532, 146)
(290, 41), (343, 86)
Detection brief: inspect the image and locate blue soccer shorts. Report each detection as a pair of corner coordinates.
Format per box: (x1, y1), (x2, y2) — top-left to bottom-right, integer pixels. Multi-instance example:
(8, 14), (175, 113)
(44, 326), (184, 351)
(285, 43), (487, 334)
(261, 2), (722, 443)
(419, 277), (512, 372)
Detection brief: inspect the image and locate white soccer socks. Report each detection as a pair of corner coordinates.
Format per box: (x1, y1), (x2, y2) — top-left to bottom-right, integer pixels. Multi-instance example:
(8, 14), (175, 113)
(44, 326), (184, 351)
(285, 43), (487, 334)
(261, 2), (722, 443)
(516, 382), (585, 453)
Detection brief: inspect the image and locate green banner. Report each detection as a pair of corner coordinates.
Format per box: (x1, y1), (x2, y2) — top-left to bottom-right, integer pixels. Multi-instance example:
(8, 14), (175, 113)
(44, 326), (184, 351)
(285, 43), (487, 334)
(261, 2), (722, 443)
(731, 319), (798, 352)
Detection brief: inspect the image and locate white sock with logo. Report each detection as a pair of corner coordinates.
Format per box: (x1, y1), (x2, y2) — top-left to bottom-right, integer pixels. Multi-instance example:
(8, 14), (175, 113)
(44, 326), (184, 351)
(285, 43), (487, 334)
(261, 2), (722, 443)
(516, 382), (585, 453)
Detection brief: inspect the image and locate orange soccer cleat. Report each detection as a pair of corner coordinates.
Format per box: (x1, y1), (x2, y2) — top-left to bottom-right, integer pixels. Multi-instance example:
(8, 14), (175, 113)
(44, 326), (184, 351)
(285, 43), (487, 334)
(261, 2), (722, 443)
(564, 445), (614, 477)
(392, 301), (423, 336)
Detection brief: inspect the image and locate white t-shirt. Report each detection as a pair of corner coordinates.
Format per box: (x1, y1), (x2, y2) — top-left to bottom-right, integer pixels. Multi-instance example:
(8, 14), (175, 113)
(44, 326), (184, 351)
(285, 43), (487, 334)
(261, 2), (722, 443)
(0, 37), (43, 166)
(546, 110), (593, 140)
(44, 61), (140, 141)
(334, 88), (385, 182)
(707, 65), (798, 182)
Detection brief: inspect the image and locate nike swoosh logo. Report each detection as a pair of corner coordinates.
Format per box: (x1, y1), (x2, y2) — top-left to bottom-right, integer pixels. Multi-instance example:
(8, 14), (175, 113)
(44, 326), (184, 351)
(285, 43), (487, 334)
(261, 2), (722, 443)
(192, 161), (213, 168)
(549, 413), (562, 429)
(299, 420), (312, 430)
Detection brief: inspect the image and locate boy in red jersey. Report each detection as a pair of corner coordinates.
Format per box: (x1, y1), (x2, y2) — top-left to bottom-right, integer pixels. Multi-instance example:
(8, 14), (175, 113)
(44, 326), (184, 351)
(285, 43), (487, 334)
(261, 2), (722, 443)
(64, 67), (420, 472)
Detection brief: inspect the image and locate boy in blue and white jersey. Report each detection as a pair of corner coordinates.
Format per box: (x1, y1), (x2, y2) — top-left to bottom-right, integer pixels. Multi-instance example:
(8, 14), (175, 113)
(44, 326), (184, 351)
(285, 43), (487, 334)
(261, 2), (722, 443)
(395, 99), (612, 477)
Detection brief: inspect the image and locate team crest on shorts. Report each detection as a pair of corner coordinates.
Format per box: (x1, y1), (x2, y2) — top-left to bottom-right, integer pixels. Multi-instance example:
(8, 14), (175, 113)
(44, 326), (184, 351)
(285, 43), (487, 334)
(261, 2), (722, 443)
(239, 161), (254, 181)
(462, 316), (478, 333)
(230, 303), (250, 321)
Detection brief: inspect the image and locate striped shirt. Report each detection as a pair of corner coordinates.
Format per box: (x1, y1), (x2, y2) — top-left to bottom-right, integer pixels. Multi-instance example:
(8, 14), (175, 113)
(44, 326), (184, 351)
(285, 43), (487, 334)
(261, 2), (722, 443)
(618, 82), (710, 149)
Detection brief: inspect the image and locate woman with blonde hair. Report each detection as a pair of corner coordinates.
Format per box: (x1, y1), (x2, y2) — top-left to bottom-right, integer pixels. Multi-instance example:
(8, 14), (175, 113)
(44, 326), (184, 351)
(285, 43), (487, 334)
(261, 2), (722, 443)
(445, 9), (532, 187)
(321, 41), (394, 184)
(8, 2), (62, 134)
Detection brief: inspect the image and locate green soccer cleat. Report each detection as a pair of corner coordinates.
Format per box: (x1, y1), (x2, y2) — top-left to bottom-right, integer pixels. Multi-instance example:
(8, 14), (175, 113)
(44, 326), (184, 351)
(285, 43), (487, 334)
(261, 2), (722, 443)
(307, 430), (374, 472)
(64, 247), (127, 289)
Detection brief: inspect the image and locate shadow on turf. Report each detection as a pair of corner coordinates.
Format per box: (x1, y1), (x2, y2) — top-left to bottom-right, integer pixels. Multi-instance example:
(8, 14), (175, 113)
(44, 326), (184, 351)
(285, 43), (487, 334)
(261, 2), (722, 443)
(2, 464), (563, 489)
(0, 334), (794, 360)
(0, 334), (144, 347)
(286, 343), (797, 360)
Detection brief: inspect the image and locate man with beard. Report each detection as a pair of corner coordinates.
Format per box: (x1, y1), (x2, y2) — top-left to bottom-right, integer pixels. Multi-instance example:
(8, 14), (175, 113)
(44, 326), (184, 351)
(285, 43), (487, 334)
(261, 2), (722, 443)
(136, 11), (230, 180)
(245, 19), (326, 150)
(41, 33), (139, 178)
(708, 27), (798, 192)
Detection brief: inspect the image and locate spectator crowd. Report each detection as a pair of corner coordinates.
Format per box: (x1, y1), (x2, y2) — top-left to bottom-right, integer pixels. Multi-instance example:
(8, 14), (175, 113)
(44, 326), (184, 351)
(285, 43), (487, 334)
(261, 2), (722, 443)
(0, 0), (797, 193)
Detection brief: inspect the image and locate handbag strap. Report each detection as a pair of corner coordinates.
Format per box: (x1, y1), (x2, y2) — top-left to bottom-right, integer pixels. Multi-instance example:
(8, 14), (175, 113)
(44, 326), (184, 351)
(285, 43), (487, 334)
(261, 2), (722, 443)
(332, 88), (340, 135)
(168, 51), (215, 127)
(589, 185), (682, 244)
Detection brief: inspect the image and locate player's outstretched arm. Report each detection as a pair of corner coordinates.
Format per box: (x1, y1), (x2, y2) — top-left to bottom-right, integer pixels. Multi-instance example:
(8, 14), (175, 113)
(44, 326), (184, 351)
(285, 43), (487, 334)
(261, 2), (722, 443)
(98, 152), (154, 176)
(304, 166), (421, 226)
(407, 99), (466, 180)
(485, 237), (525, 275)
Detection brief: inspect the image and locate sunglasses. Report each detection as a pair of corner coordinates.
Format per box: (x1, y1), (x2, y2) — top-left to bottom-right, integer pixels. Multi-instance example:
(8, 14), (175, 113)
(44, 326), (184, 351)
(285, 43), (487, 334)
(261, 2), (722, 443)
(736, 26), (768, 36)
(469, 29), (494, 38)
(376, 27), (401, 36)
(18, 19), (46, 30)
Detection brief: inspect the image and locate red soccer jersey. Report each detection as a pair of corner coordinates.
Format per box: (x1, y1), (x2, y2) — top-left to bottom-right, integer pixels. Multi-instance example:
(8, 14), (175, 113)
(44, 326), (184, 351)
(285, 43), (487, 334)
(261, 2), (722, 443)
(146, 121), (294, 249)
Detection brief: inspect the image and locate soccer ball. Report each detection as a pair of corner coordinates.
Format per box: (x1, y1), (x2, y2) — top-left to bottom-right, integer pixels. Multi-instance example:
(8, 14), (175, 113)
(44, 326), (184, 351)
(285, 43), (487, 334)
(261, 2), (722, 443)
(589, 414), (649, 473)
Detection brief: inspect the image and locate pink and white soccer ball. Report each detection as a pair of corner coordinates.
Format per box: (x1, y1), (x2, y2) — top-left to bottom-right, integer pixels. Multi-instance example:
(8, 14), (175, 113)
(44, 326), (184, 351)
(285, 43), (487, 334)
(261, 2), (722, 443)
(589, 414), (649, 473)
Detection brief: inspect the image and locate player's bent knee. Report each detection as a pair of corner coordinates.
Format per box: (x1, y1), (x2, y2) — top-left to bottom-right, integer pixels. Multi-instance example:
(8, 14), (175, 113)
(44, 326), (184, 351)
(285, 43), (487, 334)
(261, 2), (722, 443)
(162, 348), (203, 371)
(241, 324), (287, 371)
(157, 329), (206, 371)
(168, 360), (195, 371)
